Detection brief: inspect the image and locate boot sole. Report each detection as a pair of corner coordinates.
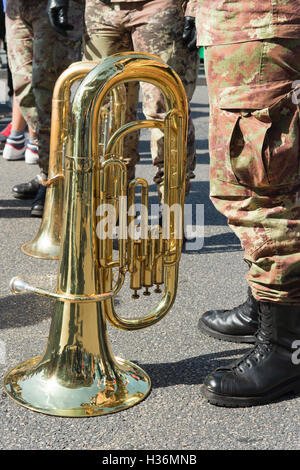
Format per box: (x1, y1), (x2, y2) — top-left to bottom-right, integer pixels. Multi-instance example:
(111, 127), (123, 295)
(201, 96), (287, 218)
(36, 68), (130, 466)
(31, 209), (43, 217)
(200, 379), (300, 408)
(198, 318), (256, 344)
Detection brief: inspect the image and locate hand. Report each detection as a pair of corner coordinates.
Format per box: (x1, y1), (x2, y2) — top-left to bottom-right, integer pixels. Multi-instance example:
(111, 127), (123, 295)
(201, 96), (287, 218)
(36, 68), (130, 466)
(47, 0), (73, 37)
(182, 16), (197, 51)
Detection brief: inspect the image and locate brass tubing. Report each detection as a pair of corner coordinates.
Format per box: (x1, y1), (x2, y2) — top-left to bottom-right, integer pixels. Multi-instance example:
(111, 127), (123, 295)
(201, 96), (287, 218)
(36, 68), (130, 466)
(99, 158), (127, 271)
(128, 178), (149, 266)
(106, 264), (179, 330)
(129, 241), (142, 298)
(67, 54), (188, 330)
(29, 54), (186, 348)
(154, 230), (164, 292)
(163, 110), (184, 266)
(142, 233), (155, 295)
(106, 120), (165, 155)
(9, 275), (124, 302)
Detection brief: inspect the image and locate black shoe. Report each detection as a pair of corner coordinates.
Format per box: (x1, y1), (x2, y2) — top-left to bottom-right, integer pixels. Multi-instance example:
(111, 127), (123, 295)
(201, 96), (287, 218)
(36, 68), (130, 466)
(31, 185), (46, 217)
(12, 176), (40, 200)
(198, 287), (258, 343)
(201, 301), (300, 407)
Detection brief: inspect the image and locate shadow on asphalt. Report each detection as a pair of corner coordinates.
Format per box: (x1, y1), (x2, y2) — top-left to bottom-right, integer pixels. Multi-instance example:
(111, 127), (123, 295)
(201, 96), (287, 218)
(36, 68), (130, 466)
(139, 353), (300, 407)
(196, 151), (209, 165)
(137, 181), (229, 229)
(0, 293), (53, 329)
(190, 110), (209, 119)
(196, 138), (209, 150)
(182, 232), (241, 255)
(190, 102), (209, 109)
(137, 139), (210, 164)
(186, 181), (228, 227)
(0, 198), (32, 218)
(139, 347), (250, 388)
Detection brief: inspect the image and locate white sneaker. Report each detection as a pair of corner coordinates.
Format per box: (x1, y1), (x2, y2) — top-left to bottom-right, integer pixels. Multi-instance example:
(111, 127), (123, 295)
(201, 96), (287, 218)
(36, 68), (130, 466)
(3, 137), (25, 161)
(25, 145), (39, 164)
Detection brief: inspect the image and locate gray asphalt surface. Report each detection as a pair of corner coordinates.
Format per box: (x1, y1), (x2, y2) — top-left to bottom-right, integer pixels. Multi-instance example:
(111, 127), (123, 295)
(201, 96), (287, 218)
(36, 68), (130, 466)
(0, 76), (300, 451)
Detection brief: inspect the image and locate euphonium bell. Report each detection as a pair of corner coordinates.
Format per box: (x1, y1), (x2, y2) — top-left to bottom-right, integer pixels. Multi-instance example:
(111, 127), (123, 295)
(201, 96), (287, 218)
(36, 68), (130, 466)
(3, 53), (188, 417)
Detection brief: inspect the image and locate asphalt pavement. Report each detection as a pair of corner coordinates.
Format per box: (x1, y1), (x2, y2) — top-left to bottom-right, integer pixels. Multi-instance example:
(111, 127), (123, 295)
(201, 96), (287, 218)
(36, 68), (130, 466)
(0, 70), (300, 451)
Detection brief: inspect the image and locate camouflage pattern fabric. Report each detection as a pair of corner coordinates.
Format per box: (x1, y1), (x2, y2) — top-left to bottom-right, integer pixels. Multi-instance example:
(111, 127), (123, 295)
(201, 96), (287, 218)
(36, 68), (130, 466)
(83, 0), (199, 199)
(205, 39), (300, 303)
(5, 0), (83, 173)
(102, 0), (198, 16)
(196, 0), (300, 46)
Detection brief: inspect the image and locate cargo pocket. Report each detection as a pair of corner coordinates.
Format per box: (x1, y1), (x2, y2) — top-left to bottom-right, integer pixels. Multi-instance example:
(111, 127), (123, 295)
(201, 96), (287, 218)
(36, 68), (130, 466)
(209, 107), (242, 185)
(229, 110), (272, 187)
(263, 90), (300, 186)
(213, 100), (273, 188)
(216, 88), (300, 189)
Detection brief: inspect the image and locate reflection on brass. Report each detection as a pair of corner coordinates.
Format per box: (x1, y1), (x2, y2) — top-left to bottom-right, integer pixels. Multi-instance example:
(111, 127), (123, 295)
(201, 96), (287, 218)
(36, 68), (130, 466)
(4, 53), (188, 417)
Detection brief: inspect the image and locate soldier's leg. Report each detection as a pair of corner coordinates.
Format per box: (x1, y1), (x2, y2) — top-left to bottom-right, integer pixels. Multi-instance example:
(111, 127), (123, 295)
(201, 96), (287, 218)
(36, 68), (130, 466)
(5, 0), (38, 140)
(31, 0), (83, 176)
(200, 39), (300, 407)
(131, 0), (199, 200)
(199, 38), (300, 343)
(206, 39), (300, 304)
(5, 1), (41, 197)
(24, 0), (83, 216)
(83, 1), (140, 182)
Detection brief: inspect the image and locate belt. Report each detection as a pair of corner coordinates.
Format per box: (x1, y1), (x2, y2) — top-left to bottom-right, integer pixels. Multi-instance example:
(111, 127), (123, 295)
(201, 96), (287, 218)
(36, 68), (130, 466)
(101, 1), (146, 10)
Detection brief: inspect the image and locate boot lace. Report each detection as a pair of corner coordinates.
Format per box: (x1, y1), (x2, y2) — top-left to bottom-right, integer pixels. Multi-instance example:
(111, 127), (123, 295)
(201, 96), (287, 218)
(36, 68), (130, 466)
(229, 288), (257, 318)
(232, 307), (273, 373)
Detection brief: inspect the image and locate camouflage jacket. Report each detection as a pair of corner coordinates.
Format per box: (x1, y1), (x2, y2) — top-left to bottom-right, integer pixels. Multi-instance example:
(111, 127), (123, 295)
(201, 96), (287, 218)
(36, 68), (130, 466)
(194, 0), (300, 46)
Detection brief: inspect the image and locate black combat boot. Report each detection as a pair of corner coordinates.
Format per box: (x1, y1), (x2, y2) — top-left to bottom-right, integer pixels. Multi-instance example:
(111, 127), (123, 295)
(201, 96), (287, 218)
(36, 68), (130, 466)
(198, 287), (259, 343)
(200, 301), (300, 407)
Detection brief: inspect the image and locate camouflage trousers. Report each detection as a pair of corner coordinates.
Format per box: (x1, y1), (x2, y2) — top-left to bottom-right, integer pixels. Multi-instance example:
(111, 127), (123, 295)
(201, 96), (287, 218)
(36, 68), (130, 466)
(83, 0), (199, 198)
(5, 0), (83, 173)
(205, 39), (300, 304)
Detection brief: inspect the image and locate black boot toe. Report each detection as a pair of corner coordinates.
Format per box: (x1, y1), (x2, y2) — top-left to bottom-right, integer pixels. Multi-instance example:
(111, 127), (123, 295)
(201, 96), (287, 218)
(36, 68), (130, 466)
(198, 288), (258, 343)
(12, 176), (40, 199)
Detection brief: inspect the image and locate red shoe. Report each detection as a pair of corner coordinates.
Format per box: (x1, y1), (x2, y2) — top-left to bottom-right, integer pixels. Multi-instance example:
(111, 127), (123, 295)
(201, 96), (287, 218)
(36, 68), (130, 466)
(0, 122), (12, 142)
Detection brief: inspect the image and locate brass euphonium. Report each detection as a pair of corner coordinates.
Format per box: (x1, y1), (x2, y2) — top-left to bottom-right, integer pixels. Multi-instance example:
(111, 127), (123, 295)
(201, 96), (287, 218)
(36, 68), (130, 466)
(3, 53), (188, 417)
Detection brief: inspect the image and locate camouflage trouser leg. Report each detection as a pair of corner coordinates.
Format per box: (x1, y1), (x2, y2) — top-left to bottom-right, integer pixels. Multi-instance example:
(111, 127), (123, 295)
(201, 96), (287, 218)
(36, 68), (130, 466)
(5, 0), (38, 134)
(83, 8), (140, 183)
(6, 0), (83, 174)
(205, 39), (300, 303)
(83, 0), (199, 197)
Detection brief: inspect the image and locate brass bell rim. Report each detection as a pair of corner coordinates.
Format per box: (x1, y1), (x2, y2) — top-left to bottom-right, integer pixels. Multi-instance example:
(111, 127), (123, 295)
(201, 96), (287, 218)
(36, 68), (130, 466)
(3, 356), (151, 418)
(21, 242), (60, 260)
